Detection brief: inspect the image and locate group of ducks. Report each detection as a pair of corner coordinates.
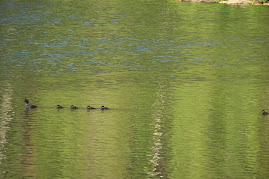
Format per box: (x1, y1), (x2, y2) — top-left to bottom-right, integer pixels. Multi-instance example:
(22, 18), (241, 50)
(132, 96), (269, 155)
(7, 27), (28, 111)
(24, 99), (269, 114)
(25, 99), (109, 110)
(60, 105), (109, 110)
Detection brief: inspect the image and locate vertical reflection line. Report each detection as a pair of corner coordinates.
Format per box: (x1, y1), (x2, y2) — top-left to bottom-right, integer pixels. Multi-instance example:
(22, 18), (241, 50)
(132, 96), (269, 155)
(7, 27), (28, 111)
(0, 83), (13, 165)
(148, 81), (167, 178)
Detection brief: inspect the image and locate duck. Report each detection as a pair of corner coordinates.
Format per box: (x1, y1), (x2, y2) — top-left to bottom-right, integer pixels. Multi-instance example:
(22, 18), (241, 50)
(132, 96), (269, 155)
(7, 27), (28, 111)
(24, 99), (38, 109)
(57, 105), (64, 109)
(70, 105), (79, 109)
(87, 106), (96, 109)
(101, 105), (109, 110)
(262, 110), (269, 115)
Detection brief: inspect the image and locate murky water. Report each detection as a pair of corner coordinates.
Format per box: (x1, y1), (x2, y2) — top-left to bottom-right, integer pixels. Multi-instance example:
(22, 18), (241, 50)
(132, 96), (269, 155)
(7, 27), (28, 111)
(1, 0), (269, 178)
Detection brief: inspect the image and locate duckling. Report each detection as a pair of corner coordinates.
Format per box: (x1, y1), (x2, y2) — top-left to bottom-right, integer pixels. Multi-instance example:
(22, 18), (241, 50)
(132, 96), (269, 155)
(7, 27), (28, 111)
(24, 99), (38, 109)
(57, 105), (64, 109)
(262, 110), (269, 115)
(70, 105), (79, 109)
(101, 105), (109, 110)
(87, 106), (96, 109)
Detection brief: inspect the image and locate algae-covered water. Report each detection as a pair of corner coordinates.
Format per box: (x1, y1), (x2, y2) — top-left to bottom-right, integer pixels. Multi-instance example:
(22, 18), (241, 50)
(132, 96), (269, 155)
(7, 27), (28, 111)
(1, 0), (269, 178)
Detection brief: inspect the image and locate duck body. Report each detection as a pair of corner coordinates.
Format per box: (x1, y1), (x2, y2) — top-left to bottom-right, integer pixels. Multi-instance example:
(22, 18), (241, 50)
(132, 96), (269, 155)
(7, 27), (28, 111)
(25, 104), (38, 109)
(25, 99), (38, 109)
(57, 105), (64, 109)
(70, 105), (79, 109)
(262, 110), (269, 115)
(87, 106), (96, 109)
(101, 106), (109, 110)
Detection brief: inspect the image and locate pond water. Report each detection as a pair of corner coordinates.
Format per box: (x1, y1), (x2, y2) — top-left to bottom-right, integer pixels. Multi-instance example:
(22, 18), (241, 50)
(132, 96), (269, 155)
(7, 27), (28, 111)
(1, 0), (269, 178)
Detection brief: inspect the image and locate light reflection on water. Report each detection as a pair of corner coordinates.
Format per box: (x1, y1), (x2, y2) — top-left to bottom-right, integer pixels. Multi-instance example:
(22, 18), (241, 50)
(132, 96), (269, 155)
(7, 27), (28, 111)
(1, 0), (269, 178)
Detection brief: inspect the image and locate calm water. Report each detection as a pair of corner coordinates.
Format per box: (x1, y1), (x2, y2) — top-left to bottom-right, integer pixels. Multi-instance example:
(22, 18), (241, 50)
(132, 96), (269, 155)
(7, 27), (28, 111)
(1, 0), (269, 178)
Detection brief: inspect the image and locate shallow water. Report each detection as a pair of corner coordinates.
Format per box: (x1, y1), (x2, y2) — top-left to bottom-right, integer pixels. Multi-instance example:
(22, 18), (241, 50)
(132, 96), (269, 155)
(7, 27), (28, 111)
(1, 0), (269, 178)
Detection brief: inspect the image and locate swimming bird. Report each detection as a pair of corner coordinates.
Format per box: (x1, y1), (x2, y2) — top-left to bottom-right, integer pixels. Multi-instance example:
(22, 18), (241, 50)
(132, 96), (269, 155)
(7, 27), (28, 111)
(24, 99), (38, 109)
(87, 106), (96, 109)
(70, 105), (79, 109)
(101, 106), (109, 110)
(57, 105), (64, 109)
(262, 110), (269, 115)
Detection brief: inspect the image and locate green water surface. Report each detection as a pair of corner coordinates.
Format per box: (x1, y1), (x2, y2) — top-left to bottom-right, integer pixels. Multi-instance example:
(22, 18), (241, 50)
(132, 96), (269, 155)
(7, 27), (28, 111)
(1, 0), (269, 178)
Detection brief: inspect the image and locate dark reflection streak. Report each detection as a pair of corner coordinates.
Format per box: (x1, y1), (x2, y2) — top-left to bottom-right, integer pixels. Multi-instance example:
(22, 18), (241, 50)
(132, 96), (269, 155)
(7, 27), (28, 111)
(207, 91), (226, 177)
(21, 109), (37, 178)
(259, 117), (269, 178)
